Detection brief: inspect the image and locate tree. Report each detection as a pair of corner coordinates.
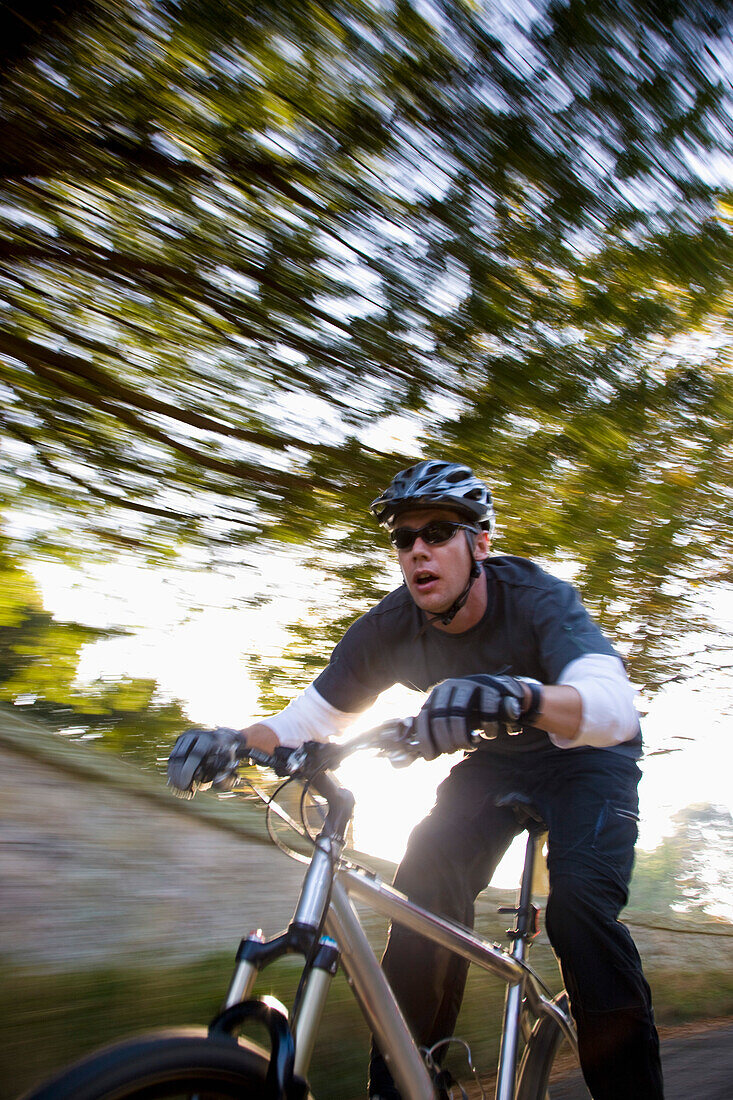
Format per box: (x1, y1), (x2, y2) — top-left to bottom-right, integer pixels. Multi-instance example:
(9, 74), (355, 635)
(1, 0), (732, 695)
(0, 550), (188, 762)
(631, 803), (733, 919)
(0, 1), (97, 76)
(672, 803), (733, 917)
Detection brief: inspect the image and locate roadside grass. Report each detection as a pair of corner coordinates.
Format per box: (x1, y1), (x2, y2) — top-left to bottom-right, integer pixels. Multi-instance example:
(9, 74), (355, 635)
(4, 954), (733, 1099)
(650, 968), (733, 1025)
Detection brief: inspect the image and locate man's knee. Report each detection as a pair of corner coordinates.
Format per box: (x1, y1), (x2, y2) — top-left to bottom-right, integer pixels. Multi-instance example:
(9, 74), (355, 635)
(545, 873), (595, 945)
(545, 870), (627, 946)
(546, 874), (651, 1013)
(392, 815), (473, 918)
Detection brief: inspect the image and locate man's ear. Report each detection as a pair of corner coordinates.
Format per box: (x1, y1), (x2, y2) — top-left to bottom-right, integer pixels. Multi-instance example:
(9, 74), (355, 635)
(474, 531), (491, 561)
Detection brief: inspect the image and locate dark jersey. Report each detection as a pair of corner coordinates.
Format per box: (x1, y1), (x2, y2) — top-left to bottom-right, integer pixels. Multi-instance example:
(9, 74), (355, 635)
(313, 555), (641, 758)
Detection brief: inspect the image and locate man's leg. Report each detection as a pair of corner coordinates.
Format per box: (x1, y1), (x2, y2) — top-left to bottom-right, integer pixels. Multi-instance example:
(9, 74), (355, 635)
(368, 753), (521, 1099)
(538, 753), (664, 1100)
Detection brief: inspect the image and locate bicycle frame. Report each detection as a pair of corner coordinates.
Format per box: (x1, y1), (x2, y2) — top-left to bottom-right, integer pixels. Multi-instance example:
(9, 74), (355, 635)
(219, 765), (577, 1100)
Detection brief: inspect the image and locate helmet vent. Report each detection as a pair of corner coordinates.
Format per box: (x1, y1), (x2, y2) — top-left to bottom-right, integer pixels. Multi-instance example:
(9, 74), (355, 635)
(369, 459), (496, 537)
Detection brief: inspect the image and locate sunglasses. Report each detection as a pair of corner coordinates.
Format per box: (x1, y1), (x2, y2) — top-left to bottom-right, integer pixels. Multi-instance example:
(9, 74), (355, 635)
(389, 520), (477, 551)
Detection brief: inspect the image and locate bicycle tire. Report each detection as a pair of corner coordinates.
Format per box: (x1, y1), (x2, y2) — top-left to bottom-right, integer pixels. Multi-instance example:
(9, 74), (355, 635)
(516, 992), (583, 1100)
(20, 1026), (315, 1100)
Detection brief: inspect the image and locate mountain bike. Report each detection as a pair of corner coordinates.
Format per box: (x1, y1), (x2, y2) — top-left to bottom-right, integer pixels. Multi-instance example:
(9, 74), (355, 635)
(21, 720), (579, 1100)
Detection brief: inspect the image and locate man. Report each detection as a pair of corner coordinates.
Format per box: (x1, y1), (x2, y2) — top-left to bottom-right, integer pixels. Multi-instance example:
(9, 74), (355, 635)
(168, 459), (664, 1099)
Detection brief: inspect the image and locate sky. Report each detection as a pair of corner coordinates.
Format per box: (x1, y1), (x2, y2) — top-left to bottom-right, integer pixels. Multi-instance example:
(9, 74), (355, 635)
(30, 547), (733, 898)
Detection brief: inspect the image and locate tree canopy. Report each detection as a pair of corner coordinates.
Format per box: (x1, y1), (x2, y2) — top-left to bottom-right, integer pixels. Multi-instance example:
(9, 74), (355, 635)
(1, 0), (733, 698)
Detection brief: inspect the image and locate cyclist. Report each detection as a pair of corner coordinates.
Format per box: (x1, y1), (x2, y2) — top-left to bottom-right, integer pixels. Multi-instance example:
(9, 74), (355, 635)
(168, 459), (664, 1100)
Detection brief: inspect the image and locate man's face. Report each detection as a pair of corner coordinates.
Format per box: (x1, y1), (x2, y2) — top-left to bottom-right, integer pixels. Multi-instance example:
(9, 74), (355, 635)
(392, 507), (489, 615)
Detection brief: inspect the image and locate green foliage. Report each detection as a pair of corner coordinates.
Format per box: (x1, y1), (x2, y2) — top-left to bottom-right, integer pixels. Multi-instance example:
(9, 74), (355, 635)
(647, 968), (733, 1026)
(0, 0), (732, 694)
(0, 553), (188, 759)
(0, 957), (235, 1097)
(630, 840), (684, 914)
(0, 950), (518, 1098)
(0, 552), (99, 701)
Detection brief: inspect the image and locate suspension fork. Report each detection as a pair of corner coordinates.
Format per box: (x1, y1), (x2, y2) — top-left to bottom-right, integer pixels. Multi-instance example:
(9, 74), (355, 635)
(223, 772), (355, 1078)
(292, 936), (340, 1077)
(495, 827), (544, 1100)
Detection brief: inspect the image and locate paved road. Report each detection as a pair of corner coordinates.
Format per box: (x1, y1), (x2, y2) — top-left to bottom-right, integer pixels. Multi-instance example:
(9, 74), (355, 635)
(549, 1022), (733, 1098)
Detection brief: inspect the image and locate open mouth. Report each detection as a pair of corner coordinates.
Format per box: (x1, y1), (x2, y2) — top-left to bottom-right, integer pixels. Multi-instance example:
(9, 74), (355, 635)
(414, 571), (438, 590)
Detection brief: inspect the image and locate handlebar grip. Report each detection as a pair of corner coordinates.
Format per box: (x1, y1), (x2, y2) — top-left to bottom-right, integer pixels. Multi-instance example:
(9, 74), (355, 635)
(242, 743), (301, 777)
(245, 746), (278, 768)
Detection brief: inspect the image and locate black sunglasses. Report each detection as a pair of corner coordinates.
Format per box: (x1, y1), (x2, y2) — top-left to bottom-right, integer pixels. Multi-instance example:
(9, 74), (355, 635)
(389, 520), (477, 551)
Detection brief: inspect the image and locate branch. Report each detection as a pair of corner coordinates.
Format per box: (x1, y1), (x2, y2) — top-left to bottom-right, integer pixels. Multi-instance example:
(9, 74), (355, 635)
(0, 327), (306, 451)
(0, 230), (355, 337)
(0, 410), (244, 527)
(2, 345), (316, 489)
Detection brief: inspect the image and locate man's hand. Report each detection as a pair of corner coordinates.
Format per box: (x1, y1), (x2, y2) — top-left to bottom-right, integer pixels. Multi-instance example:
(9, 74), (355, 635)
(167, 727), (245, 796)
(413, 675), (531, 760)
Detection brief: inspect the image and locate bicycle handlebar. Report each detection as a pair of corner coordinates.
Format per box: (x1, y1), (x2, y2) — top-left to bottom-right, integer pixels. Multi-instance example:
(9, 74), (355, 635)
(239, 717), (417, 780)
(231, 721), (417, 845)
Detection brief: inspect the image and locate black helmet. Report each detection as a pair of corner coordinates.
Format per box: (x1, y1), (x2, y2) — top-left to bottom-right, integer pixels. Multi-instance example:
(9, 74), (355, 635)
(370, 460), (496, 536)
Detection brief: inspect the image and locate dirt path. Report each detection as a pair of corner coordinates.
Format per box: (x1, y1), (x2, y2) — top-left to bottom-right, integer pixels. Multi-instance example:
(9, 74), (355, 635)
(545, 1019), (733, 1098)
(0, 737), (308, 966)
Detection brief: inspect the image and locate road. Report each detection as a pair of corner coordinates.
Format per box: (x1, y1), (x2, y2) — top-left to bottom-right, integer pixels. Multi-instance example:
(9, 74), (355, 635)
(549, 1021), (733, 1098)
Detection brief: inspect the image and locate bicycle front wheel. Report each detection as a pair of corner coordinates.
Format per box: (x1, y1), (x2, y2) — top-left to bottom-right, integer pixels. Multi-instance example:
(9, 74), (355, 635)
(21, 1027), (315, 1100)
(516, 993), (583, 1100)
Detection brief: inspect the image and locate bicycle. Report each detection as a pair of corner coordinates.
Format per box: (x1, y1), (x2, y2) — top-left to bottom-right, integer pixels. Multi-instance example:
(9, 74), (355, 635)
(21, 720), (580, 1100)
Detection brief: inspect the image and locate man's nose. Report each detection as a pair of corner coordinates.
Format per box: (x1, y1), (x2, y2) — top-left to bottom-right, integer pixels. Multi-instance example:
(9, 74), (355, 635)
(411, 537), (430, 555)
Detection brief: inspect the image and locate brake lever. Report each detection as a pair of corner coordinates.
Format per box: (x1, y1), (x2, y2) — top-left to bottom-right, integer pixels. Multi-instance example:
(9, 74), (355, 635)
(381, 744), (421, 769)
(374, 718), (421, 769)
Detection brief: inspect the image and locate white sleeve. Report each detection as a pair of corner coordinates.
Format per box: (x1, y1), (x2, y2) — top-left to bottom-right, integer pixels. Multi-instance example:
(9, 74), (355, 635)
(549, 653), (640, 750)
(264, 684), (358, 748)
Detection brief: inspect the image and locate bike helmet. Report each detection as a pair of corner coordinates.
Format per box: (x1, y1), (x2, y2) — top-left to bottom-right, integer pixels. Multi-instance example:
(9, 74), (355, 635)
(370, 460), (496, 537)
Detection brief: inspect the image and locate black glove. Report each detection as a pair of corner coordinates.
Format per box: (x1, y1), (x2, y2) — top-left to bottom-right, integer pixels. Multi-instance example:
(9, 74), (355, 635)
(167, 727), (245, 796)
(413, 675), (529, 760)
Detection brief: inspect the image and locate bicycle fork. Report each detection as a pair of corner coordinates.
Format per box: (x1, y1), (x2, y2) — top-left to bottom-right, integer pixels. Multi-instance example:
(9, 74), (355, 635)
(220, 782), (357, 1090)
(495, 826), (544, 1100)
